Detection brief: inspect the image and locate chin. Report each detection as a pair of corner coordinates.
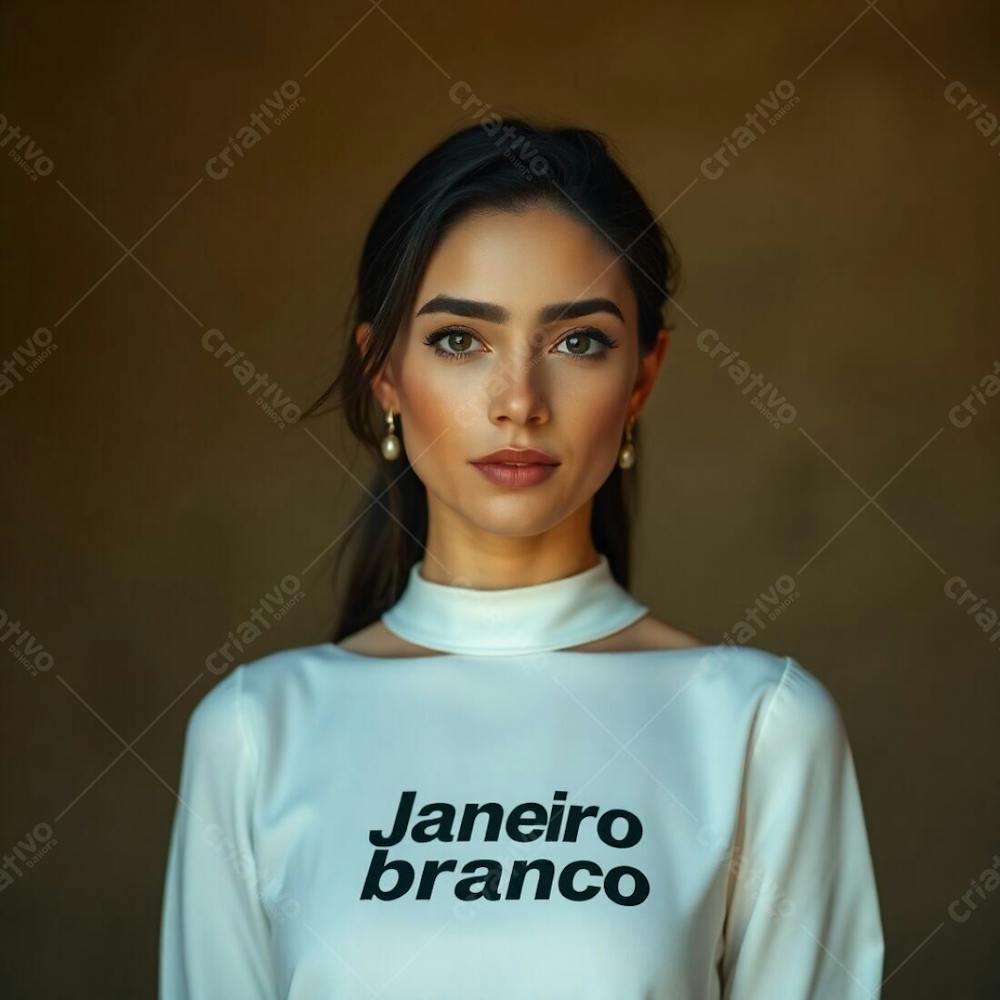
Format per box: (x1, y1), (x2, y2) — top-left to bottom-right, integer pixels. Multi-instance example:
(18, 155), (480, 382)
(466, 500), (567, 538)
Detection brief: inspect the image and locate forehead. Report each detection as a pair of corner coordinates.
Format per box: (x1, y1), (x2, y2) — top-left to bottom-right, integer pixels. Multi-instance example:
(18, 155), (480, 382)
(413, 205), (635, 324)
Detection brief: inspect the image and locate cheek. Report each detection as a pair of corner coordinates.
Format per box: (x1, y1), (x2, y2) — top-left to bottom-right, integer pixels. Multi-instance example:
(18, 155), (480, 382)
(396, 368), (471, 465)
(563, 382), (628, 473)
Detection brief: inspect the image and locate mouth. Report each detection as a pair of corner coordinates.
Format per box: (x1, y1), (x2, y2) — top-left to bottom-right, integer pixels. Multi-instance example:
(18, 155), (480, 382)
(469, 450), (560, 488)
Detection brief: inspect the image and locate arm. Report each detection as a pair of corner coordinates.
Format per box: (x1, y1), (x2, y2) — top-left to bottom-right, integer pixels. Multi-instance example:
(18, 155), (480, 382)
(720, 656), (884, 998)
(159, 666), (277, 1000)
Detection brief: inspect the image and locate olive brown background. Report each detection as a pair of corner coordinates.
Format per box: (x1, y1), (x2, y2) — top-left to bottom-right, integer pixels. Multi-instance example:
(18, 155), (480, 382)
(2, 1), (998, 996)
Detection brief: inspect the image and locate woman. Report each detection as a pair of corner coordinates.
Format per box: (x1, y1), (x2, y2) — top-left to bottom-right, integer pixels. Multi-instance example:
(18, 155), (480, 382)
(159, 118), (884, 998)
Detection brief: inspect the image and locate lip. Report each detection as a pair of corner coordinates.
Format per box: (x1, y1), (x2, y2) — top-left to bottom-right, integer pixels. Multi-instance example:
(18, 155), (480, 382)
(472, 462), (558, 487)
(470, 447), (560, 465)
(469, 447), (561, 489)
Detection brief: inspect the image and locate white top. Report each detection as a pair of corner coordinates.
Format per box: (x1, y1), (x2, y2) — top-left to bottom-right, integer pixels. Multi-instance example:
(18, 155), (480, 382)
(381, 553), (651, 655)
(159, 559), (885, 999)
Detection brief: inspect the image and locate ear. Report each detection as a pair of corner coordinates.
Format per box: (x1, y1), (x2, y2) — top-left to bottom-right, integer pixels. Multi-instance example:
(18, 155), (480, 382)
(355, 321), (401, 413)
(628, 328), (670, 419)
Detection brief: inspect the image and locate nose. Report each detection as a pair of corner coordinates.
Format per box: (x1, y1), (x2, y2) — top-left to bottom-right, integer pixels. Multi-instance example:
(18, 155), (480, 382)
(485, 344), (551, 427)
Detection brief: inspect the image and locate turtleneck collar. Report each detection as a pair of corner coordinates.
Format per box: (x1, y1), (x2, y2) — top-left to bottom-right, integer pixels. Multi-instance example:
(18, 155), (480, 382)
(379, 553), (649, 656)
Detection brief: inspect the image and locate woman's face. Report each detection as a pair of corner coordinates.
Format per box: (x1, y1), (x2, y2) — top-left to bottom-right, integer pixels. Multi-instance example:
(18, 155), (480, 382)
(365, 204), (668, 543)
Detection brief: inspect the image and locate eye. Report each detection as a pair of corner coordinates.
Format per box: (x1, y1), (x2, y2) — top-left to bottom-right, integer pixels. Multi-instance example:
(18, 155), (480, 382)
(422, 326), (486, 361)
(553, 327), (618, 360)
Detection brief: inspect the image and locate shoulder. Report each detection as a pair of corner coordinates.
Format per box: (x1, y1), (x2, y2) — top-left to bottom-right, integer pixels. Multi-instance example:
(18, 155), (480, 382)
(184, 666), (239, 739)
(185, 642), (338, 738)
(725, 649), (847, 765)
(177, 667), (249, 773)
(687, 645), (845, 749)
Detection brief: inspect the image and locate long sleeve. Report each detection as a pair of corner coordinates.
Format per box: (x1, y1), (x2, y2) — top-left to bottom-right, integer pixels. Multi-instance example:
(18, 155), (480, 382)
(720, 656), (884, 998)
(159, 665), (277, 1000)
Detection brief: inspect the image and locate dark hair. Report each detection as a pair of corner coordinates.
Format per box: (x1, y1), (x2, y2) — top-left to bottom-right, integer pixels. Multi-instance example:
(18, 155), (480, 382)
(303, 116), (680, 642)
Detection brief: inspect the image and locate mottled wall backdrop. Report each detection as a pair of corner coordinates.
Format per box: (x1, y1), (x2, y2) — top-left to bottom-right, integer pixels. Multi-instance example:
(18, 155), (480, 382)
(1, 1), (998, 996)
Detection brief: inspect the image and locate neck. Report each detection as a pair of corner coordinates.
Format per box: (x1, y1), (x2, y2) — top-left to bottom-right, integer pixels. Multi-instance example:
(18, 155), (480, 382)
(418, 505), (598, 590)
(417, 547), (603, 590)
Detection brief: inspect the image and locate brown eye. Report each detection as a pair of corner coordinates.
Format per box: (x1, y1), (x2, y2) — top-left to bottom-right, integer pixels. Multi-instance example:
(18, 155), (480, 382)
(445, 331), (473, 353)
(553, 328), (618, 360)
(422, 326), (486, 361)
(562, 332), (591, 355)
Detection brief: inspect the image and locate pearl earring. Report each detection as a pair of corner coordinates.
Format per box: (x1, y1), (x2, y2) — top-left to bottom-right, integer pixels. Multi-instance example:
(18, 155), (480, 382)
(618, 417), (636, 469)
(381, 409), (401, 461)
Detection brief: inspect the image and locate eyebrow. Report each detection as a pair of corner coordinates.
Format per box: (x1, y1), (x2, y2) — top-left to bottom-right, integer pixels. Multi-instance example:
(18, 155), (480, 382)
(414, 294), (624, 325)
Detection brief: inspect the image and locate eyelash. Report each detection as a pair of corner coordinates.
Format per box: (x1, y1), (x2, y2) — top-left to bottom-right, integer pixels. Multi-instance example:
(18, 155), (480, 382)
(422, 326), (619, 362)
